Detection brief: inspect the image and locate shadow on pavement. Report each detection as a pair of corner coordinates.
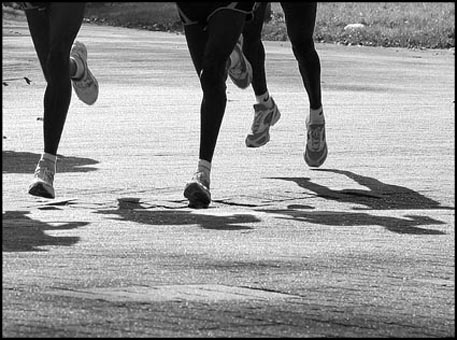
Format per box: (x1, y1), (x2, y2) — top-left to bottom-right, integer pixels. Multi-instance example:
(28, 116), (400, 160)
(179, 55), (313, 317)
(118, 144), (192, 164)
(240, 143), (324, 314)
(269, 169), (454, 210)
(262, 169), (450, 235)
(95, 198), (259, 230)
(257, 209), (446, 235)
(2, 151), (99, 174)
(2, 210), (88, 252)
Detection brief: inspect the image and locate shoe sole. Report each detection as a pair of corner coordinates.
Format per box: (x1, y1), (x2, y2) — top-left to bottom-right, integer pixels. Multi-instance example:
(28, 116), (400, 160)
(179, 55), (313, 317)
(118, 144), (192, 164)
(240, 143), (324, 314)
(28, 182), (55, 199)
(229, 60), (252, 89)
(228, 42), (253, 89)
(184, 182), (211, 209)
(245, 107), (281, 148)
(72, 68), (98, 105)
(71, 43), (99, 105)
(246, 133), (270, 148)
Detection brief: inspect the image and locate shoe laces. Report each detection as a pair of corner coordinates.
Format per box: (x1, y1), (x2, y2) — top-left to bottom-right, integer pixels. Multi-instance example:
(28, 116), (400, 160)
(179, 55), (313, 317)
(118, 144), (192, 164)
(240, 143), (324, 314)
(308, 125), (324, 149)
(250, 107), (270, 132)
(34, 165), (54, 184)
(230, 65), (243, 76)
(193, 171), (210, 189)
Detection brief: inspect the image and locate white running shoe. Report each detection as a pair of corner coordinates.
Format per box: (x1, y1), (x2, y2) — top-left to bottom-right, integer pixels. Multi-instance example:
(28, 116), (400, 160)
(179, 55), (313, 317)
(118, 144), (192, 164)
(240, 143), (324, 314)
(245, 97), (281, 147)
(304, 109), (328, 167)
(184, 171), (211, 209)
(70, 41), (99, 105)
(28, 158), (56, 199)
(228, 35), (253, 89)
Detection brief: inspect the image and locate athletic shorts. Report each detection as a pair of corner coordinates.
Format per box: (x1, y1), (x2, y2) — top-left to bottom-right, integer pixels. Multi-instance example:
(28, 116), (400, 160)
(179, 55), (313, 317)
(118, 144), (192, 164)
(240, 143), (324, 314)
(176, 2), (258, 26)
(18, 2), (48, 11)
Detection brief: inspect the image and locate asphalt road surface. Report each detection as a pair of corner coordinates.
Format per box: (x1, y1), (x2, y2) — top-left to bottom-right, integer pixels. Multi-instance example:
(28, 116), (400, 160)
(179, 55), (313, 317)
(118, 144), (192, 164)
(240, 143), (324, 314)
(2, 14), (455, 338)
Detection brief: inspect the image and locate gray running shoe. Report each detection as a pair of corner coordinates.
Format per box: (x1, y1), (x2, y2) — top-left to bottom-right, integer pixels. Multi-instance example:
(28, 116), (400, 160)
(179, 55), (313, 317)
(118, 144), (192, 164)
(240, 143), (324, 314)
(70, 41), (99, 105)
(28, 158), (55, 199)
(245, 98), (281, 147)
(228, 35), (253, 89)
(304, 110), (328, 167)
(184, 171), (211, 209)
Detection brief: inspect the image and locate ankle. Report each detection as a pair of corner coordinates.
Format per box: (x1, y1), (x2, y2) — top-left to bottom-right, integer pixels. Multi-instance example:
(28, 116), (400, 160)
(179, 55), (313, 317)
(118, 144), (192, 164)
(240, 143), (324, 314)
(197, 159), (211, 176)
(256, 92), (273, 108)
(40, 153), (57, 172)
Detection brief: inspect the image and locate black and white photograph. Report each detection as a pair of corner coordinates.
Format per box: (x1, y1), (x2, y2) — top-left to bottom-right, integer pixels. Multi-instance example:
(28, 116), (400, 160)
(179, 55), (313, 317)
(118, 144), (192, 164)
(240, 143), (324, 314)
(2, 2), (454, 337)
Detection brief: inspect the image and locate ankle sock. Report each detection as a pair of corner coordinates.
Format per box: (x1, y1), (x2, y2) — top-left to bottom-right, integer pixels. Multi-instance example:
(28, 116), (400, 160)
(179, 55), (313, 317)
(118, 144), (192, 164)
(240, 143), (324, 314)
(197, 159), (211, 175)
(308, 106), (324, 124)
(41, 153), (57, 172)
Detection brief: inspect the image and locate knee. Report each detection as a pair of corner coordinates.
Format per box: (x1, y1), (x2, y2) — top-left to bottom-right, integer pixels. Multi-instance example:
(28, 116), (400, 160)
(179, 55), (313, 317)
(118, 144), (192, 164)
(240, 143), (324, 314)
(290, 38), (321, 66)
(45, 46), (70, 82)
(291, 37), (316, 56)
(200, 63), (227, 96)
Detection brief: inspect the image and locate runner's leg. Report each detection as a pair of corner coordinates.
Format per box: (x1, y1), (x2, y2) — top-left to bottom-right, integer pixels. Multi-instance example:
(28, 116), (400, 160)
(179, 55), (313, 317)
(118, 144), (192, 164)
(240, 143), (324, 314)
(26, 2), (85, 155)
(182, 8), (249, 207)
(281, 2), (327, 167)
(281, 2), (322, 109)
(242, 2), (268, 97)
(242, 3), (281, 147)
(26, 3), (86, 198)
(185, 10), (247, 164)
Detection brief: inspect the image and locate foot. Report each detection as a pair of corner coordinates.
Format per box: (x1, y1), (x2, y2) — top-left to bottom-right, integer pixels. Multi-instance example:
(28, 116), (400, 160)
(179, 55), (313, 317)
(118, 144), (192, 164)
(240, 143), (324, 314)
(184, 171), (211, 209)
(245, 97), (281, 147)
(70, 41), (99, 105)
(28, 158), (55, 199)
(228, 35), (253, 89)
(304, 109), (327, 167)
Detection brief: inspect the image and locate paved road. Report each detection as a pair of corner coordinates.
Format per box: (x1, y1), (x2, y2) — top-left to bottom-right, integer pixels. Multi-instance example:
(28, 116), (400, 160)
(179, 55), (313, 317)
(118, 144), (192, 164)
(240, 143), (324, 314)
(2, 14), (455, 338)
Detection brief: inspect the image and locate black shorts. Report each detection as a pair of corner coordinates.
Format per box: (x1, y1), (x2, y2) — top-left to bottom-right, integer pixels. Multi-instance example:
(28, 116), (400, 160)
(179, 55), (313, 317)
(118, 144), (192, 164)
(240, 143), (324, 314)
(18, 2), (48, 11)
(176, 2), (257, 26)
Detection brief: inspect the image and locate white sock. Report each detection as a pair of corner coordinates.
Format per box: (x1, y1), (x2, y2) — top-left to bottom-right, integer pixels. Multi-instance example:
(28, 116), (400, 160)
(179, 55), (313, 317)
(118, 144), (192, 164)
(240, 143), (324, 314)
(197, 159), (211, 176)
(70, 56), (84, 80)
(308, 106), (324, 124)
(256, 92), (273, 108)
(41, 153), (57, 172)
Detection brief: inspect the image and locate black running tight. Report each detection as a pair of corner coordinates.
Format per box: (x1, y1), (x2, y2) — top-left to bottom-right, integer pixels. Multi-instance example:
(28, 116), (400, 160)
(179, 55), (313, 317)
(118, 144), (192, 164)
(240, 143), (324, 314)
(25, 2), (85, 155)
(243, 2), (322, 110)
(183, 10), (247, 163)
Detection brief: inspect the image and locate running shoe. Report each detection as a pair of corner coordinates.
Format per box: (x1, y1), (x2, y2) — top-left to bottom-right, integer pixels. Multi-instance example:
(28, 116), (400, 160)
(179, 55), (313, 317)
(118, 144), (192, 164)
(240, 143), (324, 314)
(70, 41), (99, 105)
(304, 110), (328, 167)
(228, 35), (253, 89)
(184, 171), (211, 209)
(28, 158), (56, 199)
(245, 98), (281, 147)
